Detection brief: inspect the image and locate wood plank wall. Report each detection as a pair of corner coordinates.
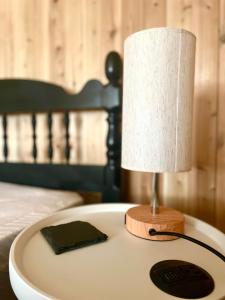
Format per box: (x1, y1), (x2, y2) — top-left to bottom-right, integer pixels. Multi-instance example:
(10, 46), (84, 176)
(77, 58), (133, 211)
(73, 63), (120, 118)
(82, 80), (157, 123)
(0, 0), (225, 231)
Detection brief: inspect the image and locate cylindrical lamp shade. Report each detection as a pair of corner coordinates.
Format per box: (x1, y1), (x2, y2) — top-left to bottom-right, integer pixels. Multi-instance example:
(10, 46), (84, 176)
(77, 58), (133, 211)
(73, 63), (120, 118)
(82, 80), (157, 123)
(122, 28), (196, 172)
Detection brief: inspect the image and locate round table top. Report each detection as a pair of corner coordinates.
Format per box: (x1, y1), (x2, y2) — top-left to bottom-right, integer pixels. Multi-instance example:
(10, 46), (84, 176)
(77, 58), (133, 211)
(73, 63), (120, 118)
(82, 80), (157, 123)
(9, 204), (225, 300)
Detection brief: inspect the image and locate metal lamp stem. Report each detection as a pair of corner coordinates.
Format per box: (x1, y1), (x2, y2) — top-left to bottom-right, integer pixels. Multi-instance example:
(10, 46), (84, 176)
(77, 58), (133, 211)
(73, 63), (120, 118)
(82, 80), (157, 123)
(151, 173), (160, 215)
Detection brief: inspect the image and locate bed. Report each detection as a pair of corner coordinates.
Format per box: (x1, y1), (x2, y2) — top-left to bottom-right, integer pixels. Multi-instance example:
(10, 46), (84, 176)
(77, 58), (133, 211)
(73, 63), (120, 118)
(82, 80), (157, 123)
(0, 51), (122, 299)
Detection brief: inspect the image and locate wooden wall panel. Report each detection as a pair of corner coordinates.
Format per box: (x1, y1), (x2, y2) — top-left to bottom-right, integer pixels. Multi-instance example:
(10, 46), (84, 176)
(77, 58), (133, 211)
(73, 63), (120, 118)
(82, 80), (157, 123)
(0, 0), (225, 231)
(165, 0), (219, 227)
(217, 0), (225, 231)
(0, 0), (121, 165)
(192, 0), (219, 225)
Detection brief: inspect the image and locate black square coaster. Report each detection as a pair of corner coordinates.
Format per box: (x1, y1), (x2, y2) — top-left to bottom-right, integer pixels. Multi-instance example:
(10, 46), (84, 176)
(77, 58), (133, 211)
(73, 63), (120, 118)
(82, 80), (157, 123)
(41, 221), (108, 255)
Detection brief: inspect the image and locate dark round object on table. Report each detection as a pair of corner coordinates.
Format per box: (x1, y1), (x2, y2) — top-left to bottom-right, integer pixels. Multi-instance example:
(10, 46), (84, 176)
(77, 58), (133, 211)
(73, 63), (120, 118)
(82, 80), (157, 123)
(150, 260), (214, 299)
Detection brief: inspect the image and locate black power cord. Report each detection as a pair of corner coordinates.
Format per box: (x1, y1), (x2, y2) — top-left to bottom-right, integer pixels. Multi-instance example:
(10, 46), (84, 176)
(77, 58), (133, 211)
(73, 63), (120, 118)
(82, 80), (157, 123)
(149, 229), (225, 263)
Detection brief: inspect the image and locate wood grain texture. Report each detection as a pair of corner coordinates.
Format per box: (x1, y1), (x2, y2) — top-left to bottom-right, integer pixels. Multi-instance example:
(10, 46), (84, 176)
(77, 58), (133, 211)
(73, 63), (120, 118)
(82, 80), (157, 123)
(191, 0), (218, 226)
(164, 0), (219, 228)
(126, 205), (184, 240)
(0, 0), (224, 230)
(216, 0), (225, 232)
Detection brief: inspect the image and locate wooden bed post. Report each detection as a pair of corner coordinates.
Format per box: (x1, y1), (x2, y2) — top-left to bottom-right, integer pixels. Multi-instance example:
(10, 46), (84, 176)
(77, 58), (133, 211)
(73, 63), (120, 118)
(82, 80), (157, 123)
(103, 52), (122, 202)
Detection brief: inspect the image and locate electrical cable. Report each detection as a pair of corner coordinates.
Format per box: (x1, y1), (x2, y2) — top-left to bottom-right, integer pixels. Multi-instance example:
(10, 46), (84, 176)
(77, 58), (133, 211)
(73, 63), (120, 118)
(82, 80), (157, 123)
(149, 229), (225, 263)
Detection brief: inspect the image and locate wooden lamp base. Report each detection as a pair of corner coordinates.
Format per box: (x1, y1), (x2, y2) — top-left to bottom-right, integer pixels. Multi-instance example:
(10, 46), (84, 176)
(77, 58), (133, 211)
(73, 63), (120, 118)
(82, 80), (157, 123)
(125, 205), (185, 241)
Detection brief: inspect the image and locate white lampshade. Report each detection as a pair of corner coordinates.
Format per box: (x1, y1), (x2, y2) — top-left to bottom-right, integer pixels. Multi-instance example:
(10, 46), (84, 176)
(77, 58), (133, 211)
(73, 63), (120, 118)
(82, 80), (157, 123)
(122, 27), (196, 172)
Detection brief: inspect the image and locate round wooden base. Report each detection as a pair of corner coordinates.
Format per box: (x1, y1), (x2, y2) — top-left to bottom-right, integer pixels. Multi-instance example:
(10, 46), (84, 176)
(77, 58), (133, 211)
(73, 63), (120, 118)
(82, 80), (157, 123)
(125, 205), (185, 241)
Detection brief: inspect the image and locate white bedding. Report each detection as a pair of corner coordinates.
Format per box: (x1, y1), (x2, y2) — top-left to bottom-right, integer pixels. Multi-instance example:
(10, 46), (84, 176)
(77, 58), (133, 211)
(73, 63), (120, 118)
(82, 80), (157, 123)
(0, 182), (83, 271)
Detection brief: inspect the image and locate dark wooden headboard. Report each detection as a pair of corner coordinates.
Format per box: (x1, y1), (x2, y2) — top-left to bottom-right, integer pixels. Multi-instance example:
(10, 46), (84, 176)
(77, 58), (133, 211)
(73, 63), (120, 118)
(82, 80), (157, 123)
(0, 51), (122, 202)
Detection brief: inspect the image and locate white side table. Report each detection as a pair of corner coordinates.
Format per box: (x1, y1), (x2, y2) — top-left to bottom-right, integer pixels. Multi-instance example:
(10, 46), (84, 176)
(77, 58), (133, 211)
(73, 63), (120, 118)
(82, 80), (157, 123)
(9, 204), (225, 300)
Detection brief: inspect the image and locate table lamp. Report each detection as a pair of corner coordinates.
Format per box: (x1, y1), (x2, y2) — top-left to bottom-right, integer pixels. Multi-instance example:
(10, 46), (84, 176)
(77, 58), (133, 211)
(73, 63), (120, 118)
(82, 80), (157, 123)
(122, 27), (196, 241)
